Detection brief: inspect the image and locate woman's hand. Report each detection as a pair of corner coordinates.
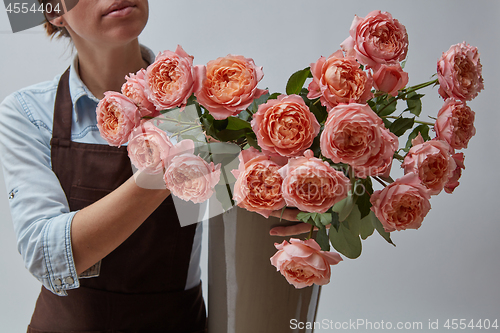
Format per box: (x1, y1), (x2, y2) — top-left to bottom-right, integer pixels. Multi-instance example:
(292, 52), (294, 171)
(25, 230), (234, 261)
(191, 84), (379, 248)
(268, 208), (331, 236)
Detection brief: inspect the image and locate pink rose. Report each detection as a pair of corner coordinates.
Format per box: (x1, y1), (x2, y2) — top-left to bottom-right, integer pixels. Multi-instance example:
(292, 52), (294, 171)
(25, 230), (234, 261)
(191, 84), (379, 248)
(444, 152), (465, 194)
(307, 50), (373, 111)
(251, 94), (320, 158)
(437, 42), (484, 101)
(164, 150), (221, 204)
(370, 64), (409, 96)
(121, 69), (159, 118)
(402, 135), (456, 195)
(194, 54), (268, 120)
(270, 238), (342, 289)
(127, 121), (173, 175)
(231, 147), (286, 218)
(370, 173), (431, 232)
(341, 10), (408, 68)
(435, 99), (476, 150)
(320, 103), (398, 178)
(278, 150), (350, 213)
(96, 91), (140, 147)
(144, 45), (196, 110)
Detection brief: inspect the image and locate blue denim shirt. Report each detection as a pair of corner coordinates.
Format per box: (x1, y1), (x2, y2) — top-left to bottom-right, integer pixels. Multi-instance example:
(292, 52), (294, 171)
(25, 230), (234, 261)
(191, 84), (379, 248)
(0, 47), (202, 296)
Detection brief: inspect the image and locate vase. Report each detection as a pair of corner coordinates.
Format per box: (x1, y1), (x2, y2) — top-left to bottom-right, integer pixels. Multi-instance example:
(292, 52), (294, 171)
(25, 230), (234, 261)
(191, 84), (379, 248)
(208, 206), (321, 333)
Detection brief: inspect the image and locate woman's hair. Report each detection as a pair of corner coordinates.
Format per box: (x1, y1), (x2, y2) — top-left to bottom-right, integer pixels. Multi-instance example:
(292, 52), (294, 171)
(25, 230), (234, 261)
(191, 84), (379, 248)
(42, 21), (70, 39)
(39, 0), (71, 39)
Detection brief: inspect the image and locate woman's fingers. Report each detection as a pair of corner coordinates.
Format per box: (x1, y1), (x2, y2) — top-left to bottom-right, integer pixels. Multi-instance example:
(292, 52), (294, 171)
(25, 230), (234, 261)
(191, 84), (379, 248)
(269, 222), (312, 236)
(269, 208), (300, 221)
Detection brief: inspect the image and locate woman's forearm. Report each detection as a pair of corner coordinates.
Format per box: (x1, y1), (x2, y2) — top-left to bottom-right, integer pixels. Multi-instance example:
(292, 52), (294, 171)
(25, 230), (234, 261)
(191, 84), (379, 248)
(71, 176), (170, 274)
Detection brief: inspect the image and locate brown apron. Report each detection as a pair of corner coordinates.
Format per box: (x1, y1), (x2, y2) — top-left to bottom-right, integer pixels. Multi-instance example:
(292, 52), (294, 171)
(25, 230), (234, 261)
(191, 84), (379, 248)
(27, 69), (206, 333)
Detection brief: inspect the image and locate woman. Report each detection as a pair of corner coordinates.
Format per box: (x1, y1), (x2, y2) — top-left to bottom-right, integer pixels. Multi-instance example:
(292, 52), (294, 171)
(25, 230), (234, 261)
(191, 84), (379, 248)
(0, 0), (206, 332)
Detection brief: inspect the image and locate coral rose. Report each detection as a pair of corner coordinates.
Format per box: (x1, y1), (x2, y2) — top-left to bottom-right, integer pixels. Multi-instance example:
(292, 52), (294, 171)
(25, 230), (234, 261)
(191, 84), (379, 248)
(251, 94), (320, 158)
(96, 91), (140, 147)
(278, 150), (350, 213)
(270, 238), (342, 289)
(307, 50), (373, 111)
(402, 134), (456, 195)
(435, 99), (476, 150)
(127, 121), (173, 175)
(320, 103), (398, 178)
(444, 152), (465, 194)
(437, 42), (484, 101)
(370, 173), (431, 232)
(231, 147), (286, 218)
(341, 10), (408, 68)
(121, 69), (159, 118)
(370, 63), (409, 96)
(164, 150), (221, 204)
(144, 45), (197, 110)
(194, 54), (268, 120)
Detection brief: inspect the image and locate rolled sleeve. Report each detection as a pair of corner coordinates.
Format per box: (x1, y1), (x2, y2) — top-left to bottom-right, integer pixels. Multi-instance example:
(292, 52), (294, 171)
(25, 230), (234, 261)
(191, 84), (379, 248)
(0, 91), (80, 296)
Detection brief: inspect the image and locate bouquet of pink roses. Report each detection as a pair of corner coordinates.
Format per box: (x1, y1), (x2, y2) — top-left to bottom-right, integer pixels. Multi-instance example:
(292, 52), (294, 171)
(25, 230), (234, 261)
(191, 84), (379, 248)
(96, 10), (483, 289)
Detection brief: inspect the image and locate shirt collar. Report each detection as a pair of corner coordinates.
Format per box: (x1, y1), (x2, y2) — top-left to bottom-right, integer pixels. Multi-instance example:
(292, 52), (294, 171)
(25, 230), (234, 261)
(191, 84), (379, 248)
(68, 45), (156, 122)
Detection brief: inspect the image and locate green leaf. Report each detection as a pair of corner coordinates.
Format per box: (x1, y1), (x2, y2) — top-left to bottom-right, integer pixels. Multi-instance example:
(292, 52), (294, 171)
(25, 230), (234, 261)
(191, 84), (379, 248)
(354, 186), (373, 219)
(389, 117), (415, 137)
(215, 128), (252, 141)
(286, 67), (311, 95)
(404, 124), (430, 152)
(316, 226), (330, 251)
(373, 96), (398, 117)
(297, 212), (316, 225)
(318, 212), (332, 226)
(309, 101), (328, 124)
(369, 212), (395, 246)
(268, 92), (281, 100)
(329, 221), (362, 259)
(226, 116), (252, 130)
(245, 132), (260, 150)
(405, 92), (424, 117)
(248, 92), (271, 114)
(331, 211), (340, 231)
(359, 213), (375, 240)
(332, 193), (355, 222)
(382, 118), (392, 129)
(344, 204), (374, 240)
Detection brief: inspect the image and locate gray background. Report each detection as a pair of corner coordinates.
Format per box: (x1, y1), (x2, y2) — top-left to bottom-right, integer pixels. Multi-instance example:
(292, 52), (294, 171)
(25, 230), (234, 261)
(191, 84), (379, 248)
(1, 0), (499, 331)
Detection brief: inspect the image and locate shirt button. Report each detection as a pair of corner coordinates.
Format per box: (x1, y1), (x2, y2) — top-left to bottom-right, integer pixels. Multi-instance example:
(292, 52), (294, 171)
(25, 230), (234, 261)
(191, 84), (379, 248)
(53, 278), (62, 287)
(8, 192), (14, 199)
(65, 276), (74, 284)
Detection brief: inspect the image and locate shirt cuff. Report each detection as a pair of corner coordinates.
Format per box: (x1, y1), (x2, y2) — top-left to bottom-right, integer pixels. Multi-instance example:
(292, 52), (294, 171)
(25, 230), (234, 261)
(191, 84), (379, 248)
(40, 211), (80, 296)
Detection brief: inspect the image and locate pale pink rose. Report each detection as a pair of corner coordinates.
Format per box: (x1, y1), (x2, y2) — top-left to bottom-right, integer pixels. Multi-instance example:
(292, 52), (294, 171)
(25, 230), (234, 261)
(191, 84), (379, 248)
(194, 55), (268, 120)
(278, 150), (350, 213)
(121, 69), (159, 118)
(370, 64), (409, 96)
(251, 94), (320, 158)
(231, 147), (286, 218)
(370, 173), (431, 232)
(444, 152), (465, 194)
(96, 91), (140, 147)
(437, 42), (484, 101)
(341, 10), (408, 68)
(144, 45), (196, 110)
(402, 135), (456, 195)
(164, 153), (221, 204)
(435, 99), (476, 150)
(127, 121), (173, 175)
(270, 238), (342, 289)
(320, 103), (398, 178)
(307, 50), (373, 111)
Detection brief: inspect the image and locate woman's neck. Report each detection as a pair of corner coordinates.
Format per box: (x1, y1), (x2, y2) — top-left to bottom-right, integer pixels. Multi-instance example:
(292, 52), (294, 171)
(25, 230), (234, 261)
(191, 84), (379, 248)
(74, 39), (149, 100)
